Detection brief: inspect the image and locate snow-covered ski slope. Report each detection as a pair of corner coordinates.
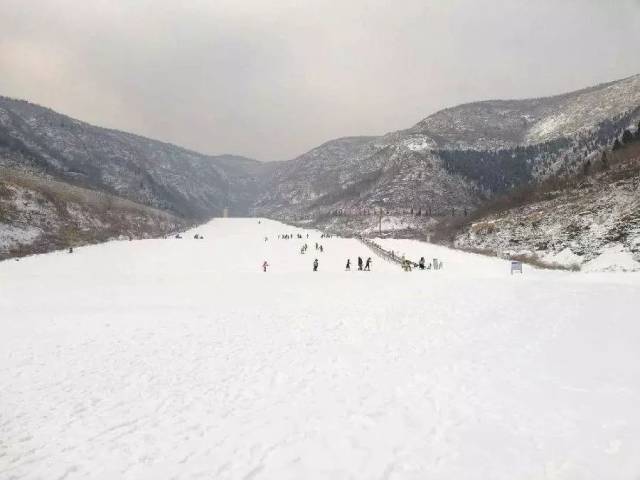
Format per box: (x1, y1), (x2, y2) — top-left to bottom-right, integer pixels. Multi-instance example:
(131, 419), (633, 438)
(1, 218), (640, 480)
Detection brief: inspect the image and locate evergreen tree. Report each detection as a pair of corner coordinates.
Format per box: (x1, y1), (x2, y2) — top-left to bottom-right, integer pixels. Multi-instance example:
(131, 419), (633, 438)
(612, 138), (622, 151)
(621, 129), (634, 144)
(601, 151), (609, 170)
(583, 159), (591, 176)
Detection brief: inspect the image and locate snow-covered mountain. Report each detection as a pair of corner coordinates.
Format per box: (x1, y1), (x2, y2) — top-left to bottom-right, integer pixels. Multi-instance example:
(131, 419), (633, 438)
(2, 74), (640, 266)
(410, 75), (640, 149)
(0, 168), (189, 260)
(0, 97), (263, 218)
(4, 75), (639, 225)
(450, 142), (640, 271)
(255, 74), (640, 221)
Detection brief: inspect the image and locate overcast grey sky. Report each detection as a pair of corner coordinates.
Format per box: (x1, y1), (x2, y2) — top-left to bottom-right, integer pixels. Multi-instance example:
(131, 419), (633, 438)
(2, 0), (640, 161)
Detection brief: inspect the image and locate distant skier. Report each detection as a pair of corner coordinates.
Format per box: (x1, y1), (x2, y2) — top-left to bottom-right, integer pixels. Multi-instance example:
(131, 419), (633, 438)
(364, 257), (372, 271)
(419, 257), (426, 270)
(313, 258), (319, 272)
(68, 247), (73, 254)
(319, 245), (323, 253)
(358, 256), (363, 271)
(262, 261), (269, 272)
(345, 259), (351, 271)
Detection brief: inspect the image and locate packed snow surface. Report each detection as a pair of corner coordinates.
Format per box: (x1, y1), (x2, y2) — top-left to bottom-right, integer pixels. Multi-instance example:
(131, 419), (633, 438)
(1, 219), (640, 480)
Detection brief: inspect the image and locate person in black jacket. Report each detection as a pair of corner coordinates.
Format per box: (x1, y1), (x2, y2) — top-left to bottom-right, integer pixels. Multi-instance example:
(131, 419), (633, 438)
(313, 258), (319, 271)
(358, 257), (363, 271)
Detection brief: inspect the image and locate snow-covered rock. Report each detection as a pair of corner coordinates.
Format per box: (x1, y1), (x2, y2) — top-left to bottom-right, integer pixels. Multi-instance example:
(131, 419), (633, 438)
(452, 148), (640, 272)
(0, 170), (188, 259)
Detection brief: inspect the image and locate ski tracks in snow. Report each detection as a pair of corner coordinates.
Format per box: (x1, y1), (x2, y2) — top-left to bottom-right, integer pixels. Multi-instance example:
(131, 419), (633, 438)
(1, 219), (640, 479)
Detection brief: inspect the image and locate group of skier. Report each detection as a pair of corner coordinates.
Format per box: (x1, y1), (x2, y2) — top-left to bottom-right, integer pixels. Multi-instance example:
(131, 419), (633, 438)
(171, 233), (203, 240)
(345, 256), (372, 271)
(298, 243), (326, 254)
(402, 256), (439, 271)
(261, 229), (440, 274)
(278, 233), (308, 240)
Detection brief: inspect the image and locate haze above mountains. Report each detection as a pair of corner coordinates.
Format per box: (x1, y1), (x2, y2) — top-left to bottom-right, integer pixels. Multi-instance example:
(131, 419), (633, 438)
(3, 0), (640, 161)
